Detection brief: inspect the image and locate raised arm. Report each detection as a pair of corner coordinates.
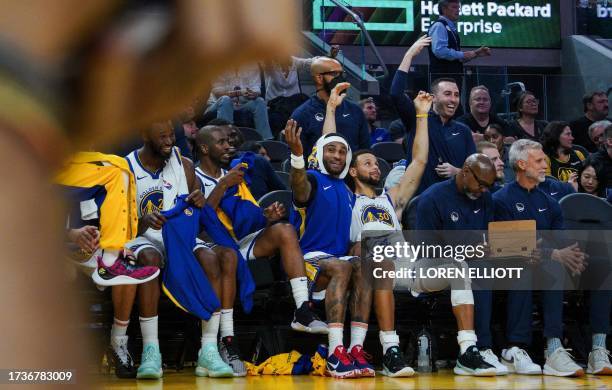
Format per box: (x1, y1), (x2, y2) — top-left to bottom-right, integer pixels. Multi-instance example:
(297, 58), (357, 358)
(322, 82), (351, 136)
(387, 91), (433, 218)
(390, 36), (431, 132)
(285, 119), (312, 204)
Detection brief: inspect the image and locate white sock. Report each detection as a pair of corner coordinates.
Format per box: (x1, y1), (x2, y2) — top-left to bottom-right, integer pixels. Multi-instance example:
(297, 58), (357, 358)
(379, 330), (400, 354)
(349, 321), (368, 349)
(111, 318), (129, 345)
(290, 277), (309, 308)
(102, 249), (120, 267)
(202, 312), (221, 346)
(219, 309), (234, 339)
(328, 323), (344, 356)
(457, 330), (477, 354)
(139, 316), (159, 346)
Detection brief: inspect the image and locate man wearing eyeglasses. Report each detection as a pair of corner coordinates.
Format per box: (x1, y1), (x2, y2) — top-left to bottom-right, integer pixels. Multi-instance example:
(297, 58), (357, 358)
(290, 57), (371, 159)
(414, 154), (504, 375)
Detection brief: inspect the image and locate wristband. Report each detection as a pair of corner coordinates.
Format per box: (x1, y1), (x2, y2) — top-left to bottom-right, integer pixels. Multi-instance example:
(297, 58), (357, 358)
(416, 113), (428, 118)
(290, 153), (305, 169)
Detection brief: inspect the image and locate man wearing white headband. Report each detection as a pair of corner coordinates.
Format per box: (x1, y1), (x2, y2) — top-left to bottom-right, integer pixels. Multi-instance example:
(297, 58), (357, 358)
(285, 120), (360, 378)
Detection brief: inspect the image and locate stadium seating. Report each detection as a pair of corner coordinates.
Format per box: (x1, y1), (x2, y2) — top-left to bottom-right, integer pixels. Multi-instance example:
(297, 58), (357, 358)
(371, 141), (406, 163)
(239, 126), (263, 142)
(260, 140), (290, 170)
(258, 190), (293, 212)
(274, 171), (290, 189)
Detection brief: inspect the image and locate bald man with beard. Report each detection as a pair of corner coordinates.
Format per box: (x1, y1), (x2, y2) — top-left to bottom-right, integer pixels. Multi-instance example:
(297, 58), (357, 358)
(290, 57), (370, 158)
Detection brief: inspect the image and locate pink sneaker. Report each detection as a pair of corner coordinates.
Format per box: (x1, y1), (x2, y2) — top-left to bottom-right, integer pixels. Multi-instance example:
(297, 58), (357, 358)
(92, 250), (159, 286)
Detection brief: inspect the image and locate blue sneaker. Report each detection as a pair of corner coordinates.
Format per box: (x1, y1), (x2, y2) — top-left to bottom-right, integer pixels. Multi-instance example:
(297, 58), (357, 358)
(136, 343), (163, 379)
(326, 346), (358, 379)
(195, 343), (234, 378)
(349, 345), (375, 377)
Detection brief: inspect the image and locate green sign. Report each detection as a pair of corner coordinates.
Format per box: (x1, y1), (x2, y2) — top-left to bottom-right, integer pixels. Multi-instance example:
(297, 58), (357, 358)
(307, 0), (562, 48)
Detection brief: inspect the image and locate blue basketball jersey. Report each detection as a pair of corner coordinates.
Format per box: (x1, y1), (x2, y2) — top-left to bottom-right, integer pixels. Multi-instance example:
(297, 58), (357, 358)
(292, 170), (355, 257)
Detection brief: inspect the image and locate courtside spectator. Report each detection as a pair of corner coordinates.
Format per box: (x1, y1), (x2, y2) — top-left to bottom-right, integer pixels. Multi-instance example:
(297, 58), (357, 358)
(477, 141), (506, 190)
(484, 123), (514, 182)
(360, 97), (391, 144)
(574, 157), (607, 197)
(507, 91), (548, 141)
(389, 118), (407, 144)
(291, 57), (370, 159)
(391, 35), (476, 194)
(542, 121), (586, 182)
(588, 120), (611, 152)
(427, 0), (491, 106)
(570, 91), (610, 152)
(591, 124), (612, 192)
(206, 65), (274, 140)
(457, 86), (509, 141)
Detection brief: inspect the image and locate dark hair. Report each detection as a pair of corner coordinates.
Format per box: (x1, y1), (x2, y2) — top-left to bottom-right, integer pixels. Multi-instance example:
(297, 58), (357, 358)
(349, 149), (377, 168)
(582, 90), (606, 113)
(512, 90), (536, 118)
(541, 121), (570, 158)
(485, 123), (503, 134)
(359, 97), (375, 108)
(431, 77), (458, 94)
(206, 118), (233, 126)
(578, 157), (606, 196)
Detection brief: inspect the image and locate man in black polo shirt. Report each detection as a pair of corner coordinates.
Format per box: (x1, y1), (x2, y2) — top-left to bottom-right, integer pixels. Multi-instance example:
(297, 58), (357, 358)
(569, 91), (609, 152)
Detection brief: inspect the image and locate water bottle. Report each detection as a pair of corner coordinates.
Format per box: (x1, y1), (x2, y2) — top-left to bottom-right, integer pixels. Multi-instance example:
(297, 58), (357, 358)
(417, 327), (432, 372)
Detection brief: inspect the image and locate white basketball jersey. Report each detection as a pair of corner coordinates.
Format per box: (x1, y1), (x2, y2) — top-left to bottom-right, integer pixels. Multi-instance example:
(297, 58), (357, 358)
(350, 192), (401, 242)
(195, 167), (227, 198)
(125, 147), (187, 219)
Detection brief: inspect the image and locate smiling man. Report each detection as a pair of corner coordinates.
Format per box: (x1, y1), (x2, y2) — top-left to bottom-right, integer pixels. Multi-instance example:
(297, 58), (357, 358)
(391, 35), (477, 195)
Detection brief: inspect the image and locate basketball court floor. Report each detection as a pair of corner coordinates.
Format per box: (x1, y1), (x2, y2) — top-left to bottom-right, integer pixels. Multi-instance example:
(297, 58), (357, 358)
(97, 369), (612, 389)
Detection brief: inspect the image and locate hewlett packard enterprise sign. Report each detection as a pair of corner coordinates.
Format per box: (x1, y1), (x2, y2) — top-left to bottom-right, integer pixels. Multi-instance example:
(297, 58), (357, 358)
(308, 0), (562, 48)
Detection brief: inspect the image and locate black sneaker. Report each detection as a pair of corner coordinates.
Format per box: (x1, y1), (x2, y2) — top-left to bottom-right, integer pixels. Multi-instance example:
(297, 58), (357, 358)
(454, 345), (496, 376)
(218, 336), (247, 377)
(107, 336), (136, 378)
(381, 346), (415, 377)
(290, 302), (328, 334)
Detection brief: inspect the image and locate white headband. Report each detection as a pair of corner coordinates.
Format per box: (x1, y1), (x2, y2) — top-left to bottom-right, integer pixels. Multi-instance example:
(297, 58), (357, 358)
(314, 134), (352, 179)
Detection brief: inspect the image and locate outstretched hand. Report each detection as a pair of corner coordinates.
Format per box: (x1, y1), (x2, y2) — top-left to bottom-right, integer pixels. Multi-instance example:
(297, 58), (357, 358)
(327, 82), (351, 110)
(406, 35), (432, 58)
(285, 119), (303, 157)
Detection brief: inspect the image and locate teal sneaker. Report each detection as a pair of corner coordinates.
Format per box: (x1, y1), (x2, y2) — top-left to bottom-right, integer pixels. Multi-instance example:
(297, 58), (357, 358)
(136, 343), (163, 379)
(195, 343), (234, 377)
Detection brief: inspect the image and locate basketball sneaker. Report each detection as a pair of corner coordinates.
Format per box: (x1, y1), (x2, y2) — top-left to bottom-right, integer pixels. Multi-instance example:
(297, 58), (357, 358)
(381, 346), (415, 377)
(454, 345), (496, 376)
(501, 346), (542, 375)
(92, 251), (159, 286)
(543, 347), (584, 377)
(136, 343), (162, 379)
(479, 348), (509, 375)
(349, 345), (375, 377)
(218, 336), (247, 377)
(326, 346), (358, 379)
(195, 343), (233, 377)
(107, 336), (136, 378)
(587, 348), (612, 375)
(291, 302), (328, 334)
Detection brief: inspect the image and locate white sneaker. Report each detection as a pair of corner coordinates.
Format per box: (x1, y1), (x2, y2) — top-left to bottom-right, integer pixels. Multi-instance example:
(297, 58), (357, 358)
(480, 349), (509, 375)
(543, 347), (585, 377)
(501, 346), (542, 375)
(587, 348), (612, 375)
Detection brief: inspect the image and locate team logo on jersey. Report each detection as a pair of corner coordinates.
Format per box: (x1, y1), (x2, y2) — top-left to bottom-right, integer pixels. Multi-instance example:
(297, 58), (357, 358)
(184, 208), (193, 216)
(139, 189), (163, 216)
(361, 205), (393, 228)
(515, 202), (525, 212)
(315, 113), (324, 122)
(450, 211), (459, 222)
